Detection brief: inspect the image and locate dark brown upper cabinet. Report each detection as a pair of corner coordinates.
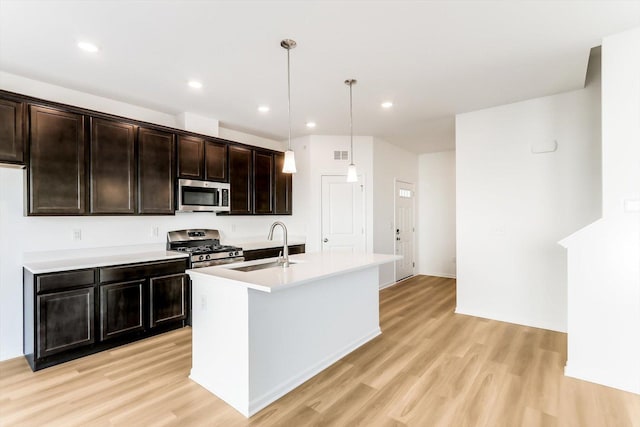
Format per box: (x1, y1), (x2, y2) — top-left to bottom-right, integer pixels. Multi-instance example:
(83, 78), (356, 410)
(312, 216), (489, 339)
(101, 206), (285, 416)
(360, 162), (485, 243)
(253, 150), (274, 214)
(178, 135), (228, 182)
(177, 135), (204, 179)
(0, 98), (25, 165)
(274, 152), (293, 215)
(28, 106), (86, 215)
(138, 127), (175, 214)
(204, 140), (228, 182)
(89, 118), (136, 214)
(228, 145), (252, 215)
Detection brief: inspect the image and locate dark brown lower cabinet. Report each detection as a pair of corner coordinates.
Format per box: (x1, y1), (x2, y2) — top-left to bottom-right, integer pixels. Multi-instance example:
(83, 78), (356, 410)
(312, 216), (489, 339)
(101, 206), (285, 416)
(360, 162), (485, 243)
(36, 287), (95, 358)
(150, 274), (187, 328)
(24, 257), (188, 371)
(100, 280), (144, 341)
(243, 244), (305, 261)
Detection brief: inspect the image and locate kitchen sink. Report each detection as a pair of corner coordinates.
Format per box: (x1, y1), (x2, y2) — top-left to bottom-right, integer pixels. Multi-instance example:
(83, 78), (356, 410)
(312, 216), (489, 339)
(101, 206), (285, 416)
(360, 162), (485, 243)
(229, 260), (297, 272)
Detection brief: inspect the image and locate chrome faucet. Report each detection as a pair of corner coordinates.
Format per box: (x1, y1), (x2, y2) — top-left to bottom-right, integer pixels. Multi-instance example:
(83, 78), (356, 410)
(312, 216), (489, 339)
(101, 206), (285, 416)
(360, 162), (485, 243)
(268, 221), (290, 267)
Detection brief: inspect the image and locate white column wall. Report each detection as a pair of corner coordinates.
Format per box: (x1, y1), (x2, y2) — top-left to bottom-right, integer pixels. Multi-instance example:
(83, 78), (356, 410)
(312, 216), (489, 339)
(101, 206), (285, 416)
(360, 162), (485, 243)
(455, 51), (601, 332)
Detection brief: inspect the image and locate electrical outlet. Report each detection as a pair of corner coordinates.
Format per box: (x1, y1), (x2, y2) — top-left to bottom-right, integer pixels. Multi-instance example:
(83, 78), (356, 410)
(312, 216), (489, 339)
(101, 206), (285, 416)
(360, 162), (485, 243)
(152, 226), (159, 237)
(72, 229), (82, 241)
(231, 224), (236, 232)
(200, 295), (207, 311)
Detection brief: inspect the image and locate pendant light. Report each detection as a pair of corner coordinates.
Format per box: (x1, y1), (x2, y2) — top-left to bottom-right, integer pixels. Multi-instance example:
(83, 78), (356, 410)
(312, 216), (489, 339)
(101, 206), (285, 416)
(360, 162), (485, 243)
(281, 39), (297, 173)
(345, 79), (358, 182)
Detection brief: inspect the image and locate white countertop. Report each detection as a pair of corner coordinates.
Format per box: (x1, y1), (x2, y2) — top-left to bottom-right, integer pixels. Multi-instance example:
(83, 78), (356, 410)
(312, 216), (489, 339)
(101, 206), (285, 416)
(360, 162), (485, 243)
(187, 252), (400, 293)
(23, 250), (188, 274)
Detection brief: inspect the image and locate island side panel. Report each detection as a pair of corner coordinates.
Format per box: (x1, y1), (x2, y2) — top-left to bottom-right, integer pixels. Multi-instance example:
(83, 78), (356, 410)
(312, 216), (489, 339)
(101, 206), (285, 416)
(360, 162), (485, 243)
(247, 266), (380, 415)
(189, 274), (251, 416)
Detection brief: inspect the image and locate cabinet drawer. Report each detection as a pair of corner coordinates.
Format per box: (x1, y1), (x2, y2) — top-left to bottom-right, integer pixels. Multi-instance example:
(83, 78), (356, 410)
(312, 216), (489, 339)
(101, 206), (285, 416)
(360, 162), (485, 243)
(99, 259), (187, 284)
(36, 269), (96, 294)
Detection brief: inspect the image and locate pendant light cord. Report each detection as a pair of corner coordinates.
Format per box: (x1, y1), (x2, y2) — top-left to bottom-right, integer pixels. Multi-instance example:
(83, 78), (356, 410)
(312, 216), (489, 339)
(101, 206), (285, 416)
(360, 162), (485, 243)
(349, 81), (354, 165)
(287, 47), (292, 151)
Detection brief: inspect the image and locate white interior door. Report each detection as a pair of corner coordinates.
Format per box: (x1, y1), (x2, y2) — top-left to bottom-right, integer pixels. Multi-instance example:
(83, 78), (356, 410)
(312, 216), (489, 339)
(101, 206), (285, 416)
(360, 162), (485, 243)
(395, 181), (415, 281)
(321, 175), (365, 253)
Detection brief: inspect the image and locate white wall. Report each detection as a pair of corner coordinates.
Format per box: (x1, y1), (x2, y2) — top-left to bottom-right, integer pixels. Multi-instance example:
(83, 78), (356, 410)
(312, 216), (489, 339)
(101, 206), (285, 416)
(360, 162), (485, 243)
(0, 74), (297, 361)
(561, 27), (640, 394)
(455, 50), (602, 332)
(418, 150), (456, 278)
(372, 138), (419, 287)
(292, 135), (374, 255)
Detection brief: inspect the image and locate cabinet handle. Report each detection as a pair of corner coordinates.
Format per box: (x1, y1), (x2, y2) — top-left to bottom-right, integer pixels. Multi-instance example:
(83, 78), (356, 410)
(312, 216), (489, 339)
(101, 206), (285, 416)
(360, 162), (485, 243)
(323, 238), (328, 243)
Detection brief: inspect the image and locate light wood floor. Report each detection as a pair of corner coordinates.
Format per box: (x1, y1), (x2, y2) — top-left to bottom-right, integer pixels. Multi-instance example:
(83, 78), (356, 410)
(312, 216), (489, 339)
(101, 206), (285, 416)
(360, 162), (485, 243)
(1, 275), (639, 426)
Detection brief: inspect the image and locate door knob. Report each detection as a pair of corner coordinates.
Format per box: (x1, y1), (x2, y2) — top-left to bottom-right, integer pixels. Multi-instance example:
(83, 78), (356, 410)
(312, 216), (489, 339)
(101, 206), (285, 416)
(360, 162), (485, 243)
(323, 238), (329, 243)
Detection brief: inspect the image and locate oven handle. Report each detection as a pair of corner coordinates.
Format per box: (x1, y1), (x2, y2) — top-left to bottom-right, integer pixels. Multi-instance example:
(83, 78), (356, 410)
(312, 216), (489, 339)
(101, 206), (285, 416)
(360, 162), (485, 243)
(192, 257), (245, 268)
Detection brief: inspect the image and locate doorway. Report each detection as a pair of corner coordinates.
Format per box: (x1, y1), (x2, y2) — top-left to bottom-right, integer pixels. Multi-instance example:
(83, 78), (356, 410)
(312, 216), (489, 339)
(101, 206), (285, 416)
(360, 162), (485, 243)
(321, 175), (365, 253)
(395, 180), (415, 281)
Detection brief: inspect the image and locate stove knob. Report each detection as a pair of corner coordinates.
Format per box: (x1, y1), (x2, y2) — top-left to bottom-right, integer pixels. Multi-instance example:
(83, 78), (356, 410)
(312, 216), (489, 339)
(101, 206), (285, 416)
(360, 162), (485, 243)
(205, 254), (211, 260)
(198, 255), (204, 261)
(234, 251), (239, 256)
(229, 252), (234, 257)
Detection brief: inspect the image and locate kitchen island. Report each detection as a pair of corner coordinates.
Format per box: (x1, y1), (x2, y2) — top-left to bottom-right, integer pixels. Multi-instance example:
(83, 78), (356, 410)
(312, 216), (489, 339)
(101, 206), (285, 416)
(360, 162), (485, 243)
(186, 252), (400, 417)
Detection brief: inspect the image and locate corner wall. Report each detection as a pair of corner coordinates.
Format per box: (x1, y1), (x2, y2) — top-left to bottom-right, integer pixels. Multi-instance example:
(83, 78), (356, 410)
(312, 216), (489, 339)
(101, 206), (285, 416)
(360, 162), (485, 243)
(418, 151), (456, 278)
(455, 49), (602, 332)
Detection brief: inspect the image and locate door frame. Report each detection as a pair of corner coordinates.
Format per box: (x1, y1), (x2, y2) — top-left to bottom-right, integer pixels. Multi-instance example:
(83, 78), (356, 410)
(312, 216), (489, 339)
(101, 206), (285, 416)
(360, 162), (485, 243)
(320, 174), (367, 253)
(393, 179), (416, 281)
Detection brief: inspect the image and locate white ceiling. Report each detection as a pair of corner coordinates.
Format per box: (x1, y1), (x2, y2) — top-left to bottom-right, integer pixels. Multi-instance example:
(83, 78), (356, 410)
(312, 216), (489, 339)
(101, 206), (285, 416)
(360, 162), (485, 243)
(0, 1), (638, 153)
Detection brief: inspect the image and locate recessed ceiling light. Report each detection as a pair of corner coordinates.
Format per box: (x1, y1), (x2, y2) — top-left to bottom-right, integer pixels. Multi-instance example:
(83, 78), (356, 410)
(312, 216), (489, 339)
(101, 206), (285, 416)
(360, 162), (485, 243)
(77, 41), (99, 53)
(258, 105), (270, 113)
(306, 122), (316, 128)
(381, 101), (393, 109)
(188, 80), (203, 89)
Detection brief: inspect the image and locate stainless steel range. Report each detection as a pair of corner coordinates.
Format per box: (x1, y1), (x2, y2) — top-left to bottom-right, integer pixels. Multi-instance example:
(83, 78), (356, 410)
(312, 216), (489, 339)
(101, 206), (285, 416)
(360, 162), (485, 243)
(167, 229), (244, 268)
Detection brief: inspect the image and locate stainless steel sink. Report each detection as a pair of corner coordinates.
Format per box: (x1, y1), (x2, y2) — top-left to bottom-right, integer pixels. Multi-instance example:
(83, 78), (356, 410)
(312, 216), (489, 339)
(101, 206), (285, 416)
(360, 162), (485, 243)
(229, 260), (297, 272)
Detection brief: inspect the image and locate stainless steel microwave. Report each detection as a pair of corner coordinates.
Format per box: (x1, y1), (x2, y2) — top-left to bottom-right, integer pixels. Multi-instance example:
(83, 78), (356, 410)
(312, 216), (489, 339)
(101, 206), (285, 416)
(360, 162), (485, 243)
(177, 179), (230, 212)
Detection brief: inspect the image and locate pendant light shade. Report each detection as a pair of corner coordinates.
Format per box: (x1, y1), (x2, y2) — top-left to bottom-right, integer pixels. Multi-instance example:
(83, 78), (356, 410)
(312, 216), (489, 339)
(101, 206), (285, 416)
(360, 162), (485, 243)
(345, 79), (358, 183)
(281, 39), (297, 174)
(283, 149), (297, 173)
(347, 163), (358, 182)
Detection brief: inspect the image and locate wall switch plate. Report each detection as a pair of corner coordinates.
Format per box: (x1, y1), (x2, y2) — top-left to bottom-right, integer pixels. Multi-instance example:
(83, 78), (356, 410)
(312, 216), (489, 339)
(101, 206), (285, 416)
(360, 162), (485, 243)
(72, 229), (82, 241)
(152, 226), (159, 237)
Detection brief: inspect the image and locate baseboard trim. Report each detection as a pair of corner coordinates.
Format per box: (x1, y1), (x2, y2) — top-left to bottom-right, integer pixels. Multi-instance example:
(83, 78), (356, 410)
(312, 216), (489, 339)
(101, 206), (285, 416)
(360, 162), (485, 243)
(248, 328), (382, 416)
(565, 364), (640, 395)
(454, 307), (566, 333)
(421, 272), (456, 279)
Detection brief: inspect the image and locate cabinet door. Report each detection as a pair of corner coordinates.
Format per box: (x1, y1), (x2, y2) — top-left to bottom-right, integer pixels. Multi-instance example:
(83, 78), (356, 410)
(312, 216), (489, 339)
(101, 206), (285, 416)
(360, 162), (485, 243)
(177, 135), (204, 179)
(99, 280), (144, 341)
(138, 127), (175, 214)
(29, 106), (86, 215)
(0, 98), (25, 164)
(274, 152), (292, 215)
(150, 274), (187, 328)
(37, 287), (95, 358)
(89, 118), (136, 214)
(204, 140), (228, 182)
(253, 150), (274, 214)
(228, 145), (252, 215)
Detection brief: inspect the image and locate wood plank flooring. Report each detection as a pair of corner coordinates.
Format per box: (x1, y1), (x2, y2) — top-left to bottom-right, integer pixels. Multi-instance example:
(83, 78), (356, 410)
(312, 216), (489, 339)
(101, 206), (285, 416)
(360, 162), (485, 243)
(1, 275), (639, 426)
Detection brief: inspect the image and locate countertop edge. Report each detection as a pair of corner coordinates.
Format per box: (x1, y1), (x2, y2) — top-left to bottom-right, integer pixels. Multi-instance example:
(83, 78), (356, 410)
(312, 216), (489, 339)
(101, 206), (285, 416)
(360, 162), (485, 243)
(186, 253), (401, 293)
(23, 251), (189, 274)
